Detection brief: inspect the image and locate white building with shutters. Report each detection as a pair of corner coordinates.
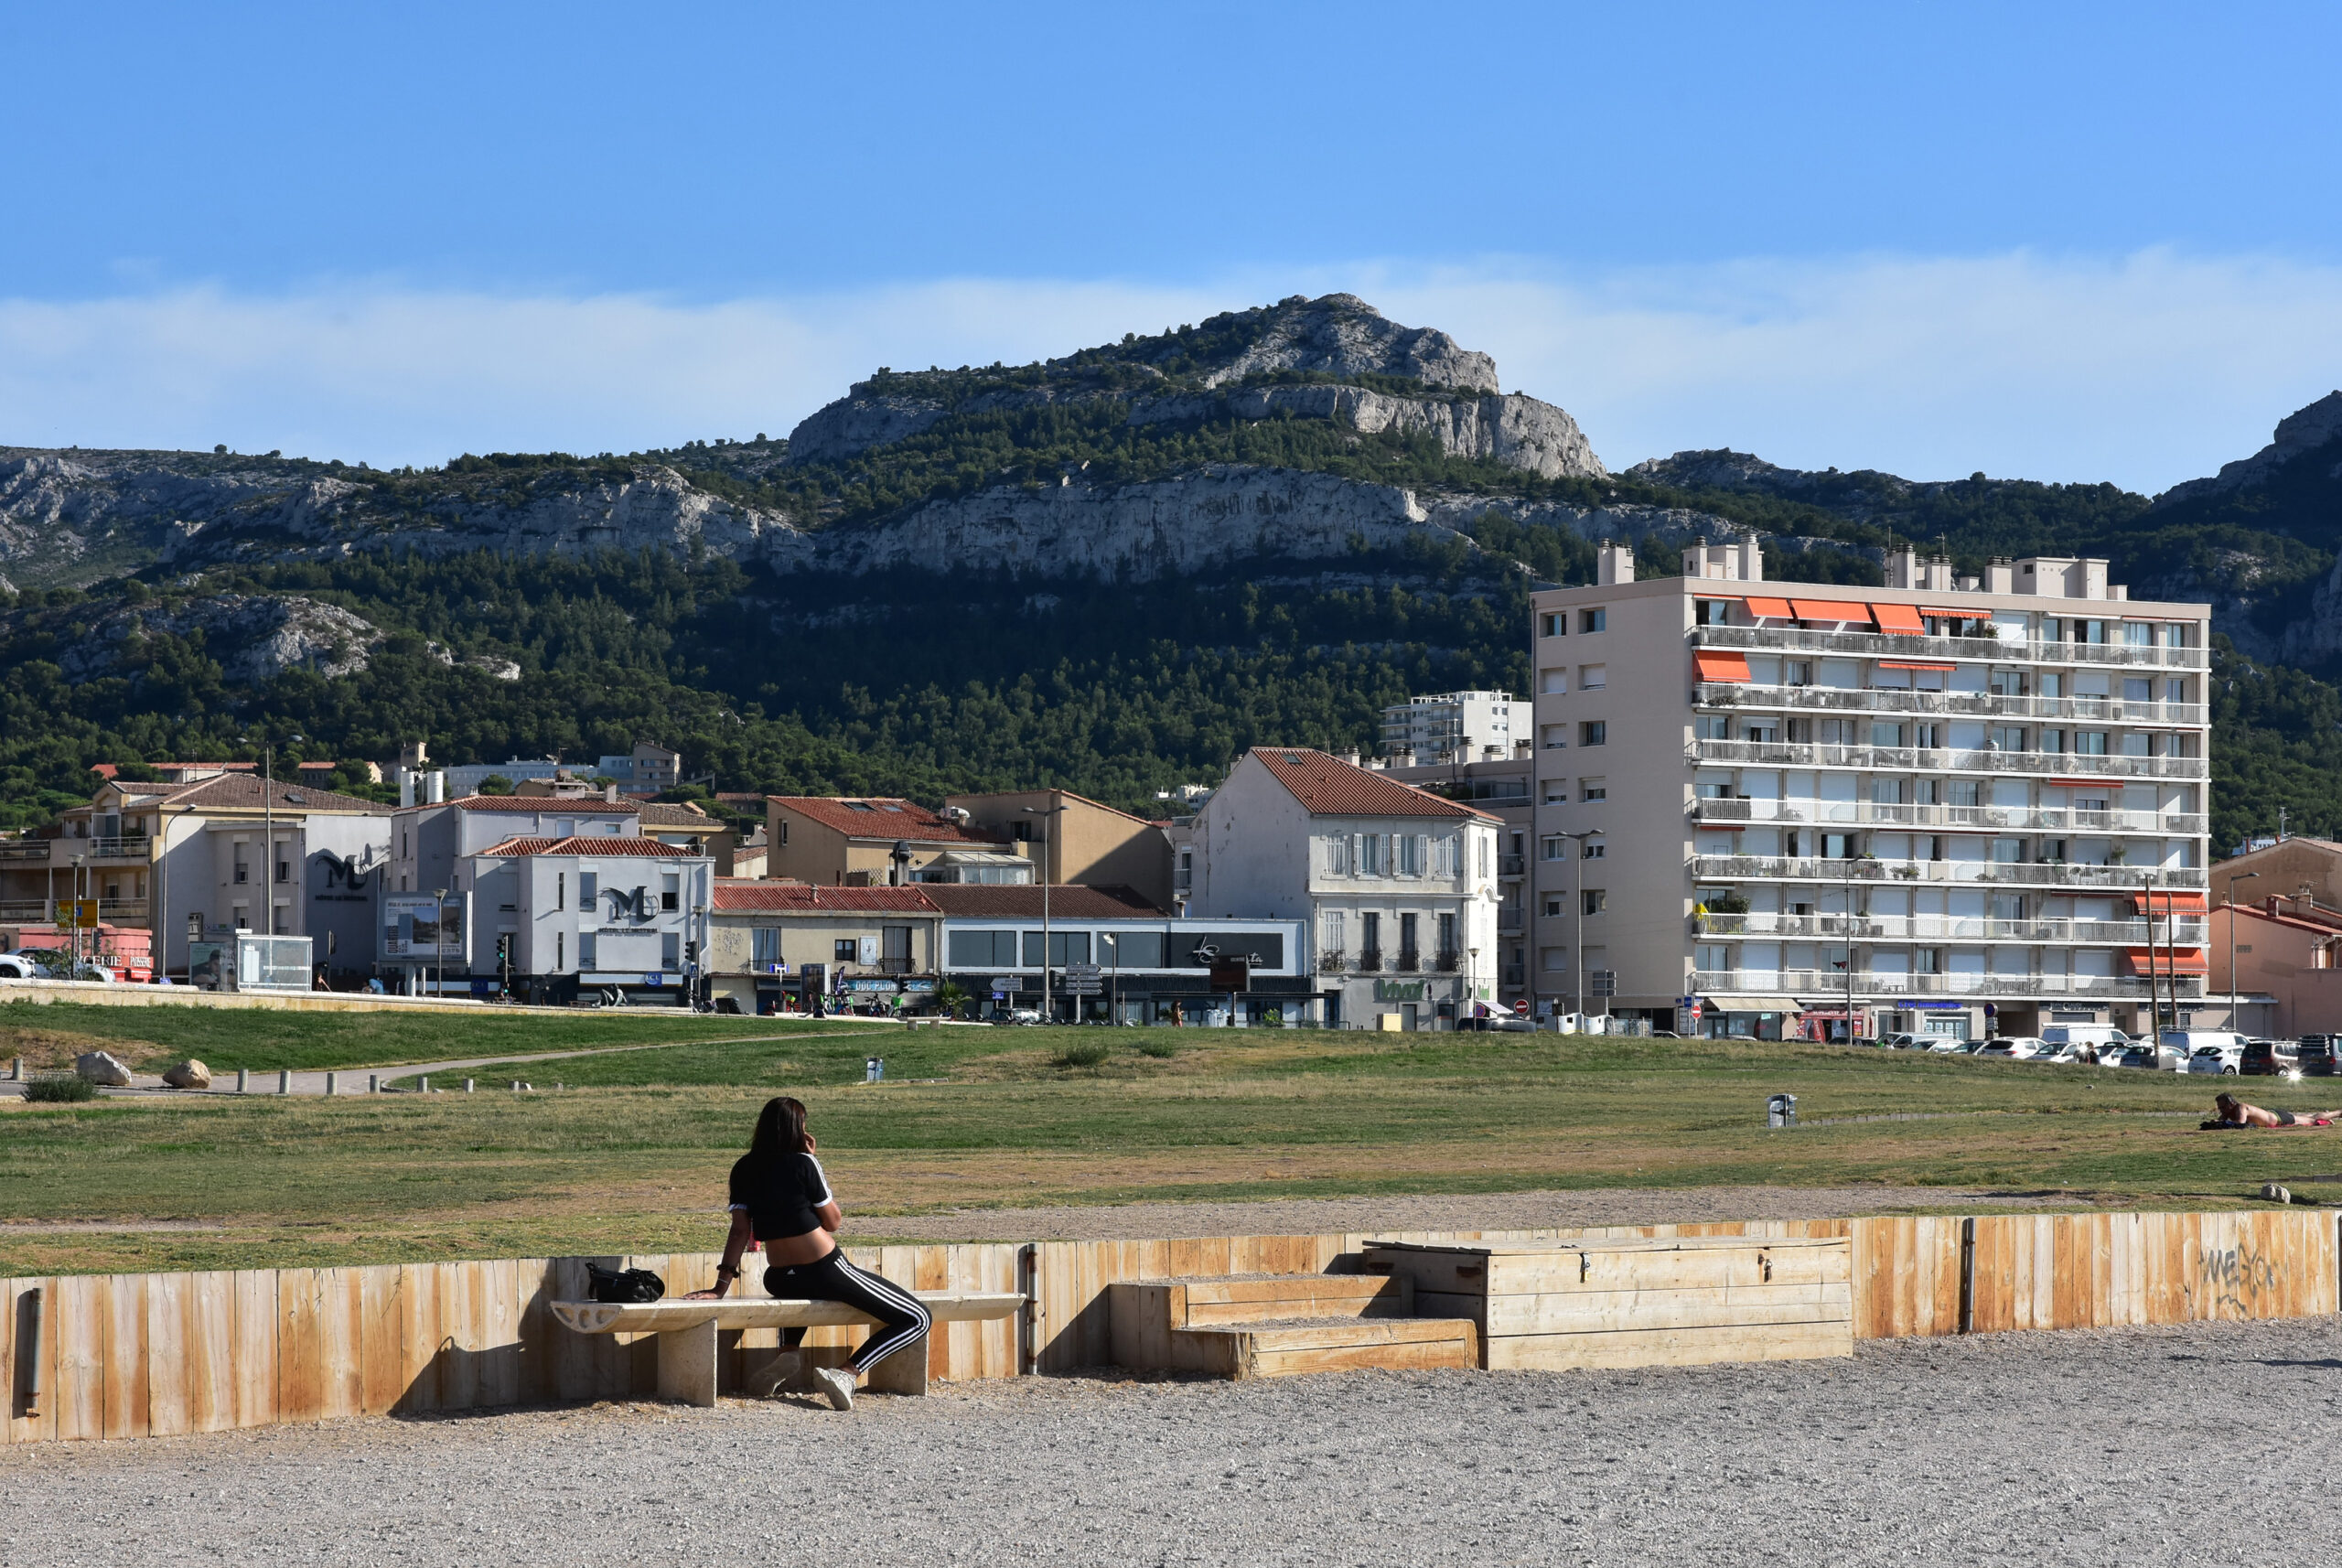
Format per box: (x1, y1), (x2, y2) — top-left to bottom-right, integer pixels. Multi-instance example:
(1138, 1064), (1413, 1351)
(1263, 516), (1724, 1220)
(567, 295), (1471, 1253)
(1180, 747), (1502, 1029)
(1528, 539), (2213, 1043)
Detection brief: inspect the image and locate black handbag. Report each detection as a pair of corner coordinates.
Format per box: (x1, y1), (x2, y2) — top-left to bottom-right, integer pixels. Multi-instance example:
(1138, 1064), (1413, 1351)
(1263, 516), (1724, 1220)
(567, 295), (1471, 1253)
(584, 1262), (667, 1303)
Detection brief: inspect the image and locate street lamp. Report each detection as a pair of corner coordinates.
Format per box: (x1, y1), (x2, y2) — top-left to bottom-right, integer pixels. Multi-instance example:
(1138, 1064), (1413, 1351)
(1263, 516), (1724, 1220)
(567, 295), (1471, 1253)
(1022, 801), (1068, 1023)
(2227, 871), (2261, 1034)
(432, 886), (448, 1000)
(1552, 829), (1597, 1028)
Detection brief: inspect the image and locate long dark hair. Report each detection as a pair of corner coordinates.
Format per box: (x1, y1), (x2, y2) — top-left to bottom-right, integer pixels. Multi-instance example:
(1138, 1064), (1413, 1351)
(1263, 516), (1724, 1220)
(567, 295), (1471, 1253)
(750, 1096), (811, 1158)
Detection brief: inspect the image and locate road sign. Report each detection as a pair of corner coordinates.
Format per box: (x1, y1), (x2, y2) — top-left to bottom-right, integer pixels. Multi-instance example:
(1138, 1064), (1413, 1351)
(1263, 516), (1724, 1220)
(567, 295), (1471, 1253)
(70, 899), (101, 929)
(1062, 963), (1102, 980)
(988, 977), (1018, 993)
(1512, 997), (1530, 1015)
(1061, 981), (1102, 995)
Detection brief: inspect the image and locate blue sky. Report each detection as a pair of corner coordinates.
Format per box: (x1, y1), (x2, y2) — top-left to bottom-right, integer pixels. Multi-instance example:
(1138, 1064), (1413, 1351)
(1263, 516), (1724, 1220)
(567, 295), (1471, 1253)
(4, 2), (2339, 487)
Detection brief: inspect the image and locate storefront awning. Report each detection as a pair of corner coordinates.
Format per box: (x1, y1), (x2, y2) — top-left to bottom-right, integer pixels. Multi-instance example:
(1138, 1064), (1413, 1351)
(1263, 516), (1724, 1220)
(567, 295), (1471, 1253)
(1870, 603), (1927, 635)
(1877, 660), (1956, 672)
(1693, 650), (1754, 682)
(1790, 599), (1872, 626)
(2132, 891), (2208, 914)
(1744, 596), (1795, 619)
(1703, 994), (1801, 1012)
(2126, 947), (2209, 975)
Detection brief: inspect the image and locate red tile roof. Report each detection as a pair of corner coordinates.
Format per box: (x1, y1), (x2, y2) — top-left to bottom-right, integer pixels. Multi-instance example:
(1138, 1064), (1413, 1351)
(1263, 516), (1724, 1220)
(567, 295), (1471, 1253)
(768, 796), (1006, 843)
(398, 796), (639, 815)
(1248, 748), (1498, 821)
(712, 882), (940, 913)
(479, 835), (707, 858)
(919, 884), (1166, 918)
(152, 772), (390, 814)
(635, 800), (723, 829)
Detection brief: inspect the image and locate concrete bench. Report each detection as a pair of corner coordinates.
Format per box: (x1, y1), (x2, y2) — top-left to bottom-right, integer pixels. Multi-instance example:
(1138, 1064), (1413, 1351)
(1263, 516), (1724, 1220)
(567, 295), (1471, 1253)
(551, 1292), (1024, 1405)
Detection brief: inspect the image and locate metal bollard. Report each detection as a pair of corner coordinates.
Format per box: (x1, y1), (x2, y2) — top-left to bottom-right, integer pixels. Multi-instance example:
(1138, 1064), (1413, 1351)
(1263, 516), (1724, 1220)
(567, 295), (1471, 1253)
(368, 1074), (379, 1094)
(278, 1069), (291, 1094)
(325, 1072), (338, 1097)
(420, 1076), (431, 1094)
(237, 1068), (249, 1094)
(10, 1056), (20, 1081)
(464, 1079), (475, 1093)
(511, 1080), (522, 1092)
(1767, 1092), (1798, 1129)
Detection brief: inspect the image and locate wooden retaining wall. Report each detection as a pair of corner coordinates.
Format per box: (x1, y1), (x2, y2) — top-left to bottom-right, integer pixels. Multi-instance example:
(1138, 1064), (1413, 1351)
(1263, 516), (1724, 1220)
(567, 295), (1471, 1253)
(5, 1211), (2335, 1444)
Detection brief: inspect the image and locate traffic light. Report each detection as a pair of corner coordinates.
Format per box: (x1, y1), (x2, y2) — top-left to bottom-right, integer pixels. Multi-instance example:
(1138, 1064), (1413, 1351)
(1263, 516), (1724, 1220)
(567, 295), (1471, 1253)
(684, 940), (699, 966)
(495, 933), (512, 963)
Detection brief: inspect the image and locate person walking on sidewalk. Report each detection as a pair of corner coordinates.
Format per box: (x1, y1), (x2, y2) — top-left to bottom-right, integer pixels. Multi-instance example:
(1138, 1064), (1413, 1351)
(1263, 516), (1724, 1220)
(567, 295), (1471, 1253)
(684, 1096), (929, 1410)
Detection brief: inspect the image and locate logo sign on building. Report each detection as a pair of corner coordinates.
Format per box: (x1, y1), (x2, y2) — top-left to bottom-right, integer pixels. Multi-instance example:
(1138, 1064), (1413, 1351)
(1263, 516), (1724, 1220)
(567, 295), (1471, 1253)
(1373, 979), (1426, 1002)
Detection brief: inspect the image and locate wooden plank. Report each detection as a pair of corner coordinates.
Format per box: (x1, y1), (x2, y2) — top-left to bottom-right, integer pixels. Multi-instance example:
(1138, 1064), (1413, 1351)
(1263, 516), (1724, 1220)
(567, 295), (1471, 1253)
(276, 1269), (323, 1423)
(1483, 1283), (1853, 1337)
(145, 1273), (190, 1439)
(183, 1273), (236, 1434)
(101, 1273), (150, 1441)
(1246, 1335), (1477, 1380)
(1485, 1317), (1853, 1371)
(392, 1262), (441, 1415)
(477, 1258), (521, 1410)
(231, 1270), (277, 1429)
(435, 1262), (478, 1412)
(50, 1276), (102, 1442)
(358, 1265), (404, 1417)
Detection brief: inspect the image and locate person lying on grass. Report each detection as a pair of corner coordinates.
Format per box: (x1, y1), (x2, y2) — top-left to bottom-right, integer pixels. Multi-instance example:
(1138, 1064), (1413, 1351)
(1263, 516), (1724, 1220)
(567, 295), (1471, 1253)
(2209, 1093), (2341, 1129)
(681, 1095), (929, 1411)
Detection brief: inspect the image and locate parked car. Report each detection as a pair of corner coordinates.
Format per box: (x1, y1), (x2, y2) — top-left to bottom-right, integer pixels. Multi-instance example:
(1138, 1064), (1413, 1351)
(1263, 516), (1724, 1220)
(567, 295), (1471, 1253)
(2040, 1025), (2132, 1059)
(2240, 1039), (2301, 1078)
(995, 1006), (1043, 1026)
(1925, 1036), (1974, 1055)
(2186, 1042), (2244, 1076)
(2299, 1036), (2342, 1078)
(1880, 1033), (1931, 1050)
(2030, 1041), (2085, 1066)
(2162, 1029), (2245, 1067)
(1977, 1036), (2047, 1060)
(2114, 1043), (2167, 1070)
(3, 949), (115, 983)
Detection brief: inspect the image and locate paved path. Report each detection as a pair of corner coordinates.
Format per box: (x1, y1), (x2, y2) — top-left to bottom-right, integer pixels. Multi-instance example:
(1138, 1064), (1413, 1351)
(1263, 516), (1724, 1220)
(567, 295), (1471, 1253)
(1, 1019), (904, 1099)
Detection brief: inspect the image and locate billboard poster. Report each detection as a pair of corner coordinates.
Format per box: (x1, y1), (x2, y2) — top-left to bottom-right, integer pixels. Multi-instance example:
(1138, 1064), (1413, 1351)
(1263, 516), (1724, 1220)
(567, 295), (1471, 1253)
(382, 896), (461, 959)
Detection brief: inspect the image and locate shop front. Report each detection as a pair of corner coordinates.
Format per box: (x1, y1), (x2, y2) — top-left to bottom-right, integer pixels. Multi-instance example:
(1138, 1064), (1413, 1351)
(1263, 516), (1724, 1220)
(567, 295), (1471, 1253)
(1695, 994), (1799, 1040)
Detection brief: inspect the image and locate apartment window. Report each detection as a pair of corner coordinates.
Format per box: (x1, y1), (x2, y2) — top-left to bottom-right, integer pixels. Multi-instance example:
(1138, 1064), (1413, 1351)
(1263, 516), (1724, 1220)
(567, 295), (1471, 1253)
(1321, 835), (1351, 875)
(777, 821), (790, 845)
(1578, 665), (1606, 691)
(1914, 779), (1939, 805)
(1694, 944), (1732, 972)
(1913, 723), (1941, 749)
(1988, 725), (2027, 752)
(1434, 834), (1460, 876)
(1437, 912), (1457, 957)
(1695, 599), (1734, 627)
(275, 856), (289, 884)
(233, 853), (249, 886)
(1544, 897), (1564, 917)
(1784, 661), (1812, 687)
(1541, 724), (1567, 750)
(1695, 781), (1731, 800)
(1541, 612), (1566, 638)
(2074, 731), (2108, 756)
(1478, 833), (1491, 878)
(661, 932), (681, 970)
(1359, 834), (1386, 875)
(2123, 622), (2154, 647)
(752, 928), (781, 969)
(2165, 678), (2189, 703)
(1870, 778), (1902, 805)
(1399, 834), (1426, 876)
(1947, 779), (1980, 808)
(1821, 832), (1854, 859)
(1541, 836), (1570, 861)
(579, 932), (598, 969)
(1695, 715), (1731, 740)
(2122, 677), (2154, 703)
(578, 871), (597, 908)
(1539, 668), (1568, 695)
(949, 929), (1017, 968)
(2121, 732), (2153, 757)
(1582, 890), (1606, 917)
(2038, 729), (2065, 755)
(401, 831), (408, 857)
(1361, 912), (1381, 961)
(1580, 608), (1606, 633)
(1992, 838), (2025, 863)
(1541, 947), (1569, 972)
(1542, 781), (1569, 804)
(1579, 721), (1606, 746)
(1871, 722), (1904, 747)
(2165, 623), (2189, 649)
(1322, 910), (1345, 955)
(1176, 850), (1193, 890)
(1581, 779), (1606, 802)
(1582, 838), (1606, 859)
(661, 873), (680, 912)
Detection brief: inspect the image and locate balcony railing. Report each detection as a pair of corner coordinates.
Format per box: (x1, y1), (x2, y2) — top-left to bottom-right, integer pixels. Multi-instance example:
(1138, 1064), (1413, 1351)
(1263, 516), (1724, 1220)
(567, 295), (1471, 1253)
(1499, 854), (1526, 877)
(1691, 625), (2207, 671)
(1692, 682), (2204, 727)
(1434, 950), (1463, 972)
(1357, 948), (1382, 972)
(1498, 914), (1525, 937)
(1392, 950), (1422, 972)
(1688, 797), (2208, 836)
(1692, 969), (2204, 1000)
(1692, 912), (2207, 944)
(1691, 854), (2208, 890)
(1501, 967), (1526, 989)
(1686, 739), (2205, 780)
(1317, 950), (1349, 974)
(0, 843), (51, 864)
(0, 900), (51, 922)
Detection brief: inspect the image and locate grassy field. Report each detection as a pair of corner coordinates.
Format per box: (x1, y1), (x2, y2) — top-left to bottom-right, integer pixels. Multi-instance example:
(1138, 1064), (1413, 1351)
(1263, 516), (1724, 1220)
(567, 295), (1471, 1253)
(0, 998), (834, 1073)
(5, 1009), (2336, 1276)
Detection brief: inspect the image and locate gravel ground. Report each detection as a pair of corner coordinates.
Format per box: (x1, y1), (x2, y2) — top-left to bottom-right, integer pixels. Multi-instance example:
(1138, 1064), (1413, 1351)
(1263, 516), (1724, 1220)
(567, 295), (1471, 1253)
(865, 1184), (2110, 1241)
(9, 1316), (2334, 1566)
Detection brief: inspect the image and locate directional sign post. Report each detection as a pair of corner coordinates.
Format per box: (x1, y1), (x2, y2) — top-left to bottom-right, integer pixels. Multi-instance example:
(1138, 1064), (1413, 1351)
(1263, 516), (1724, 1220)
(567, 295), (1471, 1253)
(1060, 962), (1104, 996)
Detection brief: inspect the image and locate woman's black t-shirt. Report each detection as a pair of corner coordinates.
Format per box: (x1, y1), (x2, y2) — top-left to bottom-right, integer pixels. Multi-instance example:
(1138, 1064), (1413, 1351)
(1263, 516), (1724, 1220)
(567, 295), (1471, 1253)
(727, 1150), (833, 1241)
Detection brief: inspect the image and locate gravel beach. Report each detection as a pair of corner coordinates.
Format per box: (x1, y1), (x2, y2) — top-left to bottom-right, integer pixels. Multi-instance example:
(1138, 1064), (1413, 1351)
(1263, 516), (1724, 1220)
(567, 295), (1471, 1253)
(7, 1316), (2335, 1566)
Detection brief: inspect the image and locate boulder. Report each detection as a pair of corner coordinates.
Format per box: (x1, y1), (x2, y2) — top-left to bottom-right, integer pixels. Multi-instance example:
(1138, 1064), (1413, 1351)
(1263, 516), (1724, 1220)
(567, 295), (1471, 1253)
(161, 1058), (211, 1090)
(74, 1050), (133, 1087)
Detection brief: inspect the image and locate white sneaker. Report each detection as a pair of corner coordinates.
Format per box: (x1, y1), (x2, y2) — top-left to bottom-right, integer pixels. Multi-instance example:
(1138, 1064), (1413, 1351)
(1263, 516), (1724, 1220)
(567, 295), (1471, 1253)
(813, 1365), (856, 1411)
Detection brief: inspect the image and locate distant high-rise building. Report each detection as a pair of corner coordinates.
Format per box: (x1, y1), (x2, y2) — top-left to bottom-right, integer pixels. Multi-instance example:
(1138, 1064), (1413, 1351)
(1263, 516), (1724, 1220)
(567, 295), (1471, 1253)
(1379, 690), (1519, 764)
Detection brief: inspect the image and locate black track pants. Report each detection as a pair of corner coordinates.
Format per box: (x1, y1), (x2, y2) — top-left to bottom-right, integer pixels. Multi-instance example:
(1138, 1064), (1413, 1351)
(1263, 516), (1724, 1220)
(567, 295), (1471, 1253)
(764, 1251), (931, 1374)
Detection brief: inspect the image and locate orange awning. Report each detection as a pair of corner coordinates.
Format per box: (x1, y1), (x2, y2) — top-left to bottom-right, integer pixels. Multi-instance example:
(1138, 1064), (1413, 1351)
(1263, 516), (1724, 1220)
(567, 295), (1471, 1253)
(1871, 603), (1926, 634)
(1877, 660), (1957, 671)
(1744, 596), (1794, 619)
(2127, 947), (2209, 976)
(1693, 650), (1754, 682)
(2132, 892), (2208, 914)
(1790, 599), (1873, 626)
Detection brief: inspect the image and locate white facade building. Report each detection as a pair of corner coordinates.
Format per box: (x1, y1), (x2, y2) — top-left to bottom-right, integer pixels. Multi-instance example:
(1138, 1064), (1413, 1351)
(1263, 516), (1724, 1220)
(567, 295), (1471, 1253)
(1182, 747), (1503, 1029)
(1380, 690), (1519, 764)
(1528, 539), (2213, 1042)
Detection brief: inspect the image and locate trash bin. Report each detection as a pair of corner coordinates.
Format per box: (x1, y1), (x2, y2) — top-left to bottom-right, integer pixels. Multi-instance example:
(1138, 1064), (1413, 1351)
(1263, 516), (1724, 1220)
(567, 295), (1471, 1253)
(1767, 1092), (1798, 1129)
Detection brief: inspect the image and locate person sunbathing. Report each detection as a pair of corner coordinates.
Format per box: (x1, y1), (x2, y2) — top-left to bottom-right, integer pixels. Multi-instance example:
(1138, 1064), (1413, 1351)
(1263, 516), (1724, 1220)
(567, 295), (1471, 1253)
(2213, 1093), (2339, 1128)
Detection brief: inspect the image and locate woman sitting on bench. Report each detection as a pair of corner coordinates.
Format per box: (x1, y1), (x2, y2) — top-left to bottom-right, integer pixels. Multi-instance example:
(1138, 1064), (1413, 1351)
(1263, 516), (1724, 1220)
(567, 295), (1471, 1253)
(686, 1095), (929, 1410)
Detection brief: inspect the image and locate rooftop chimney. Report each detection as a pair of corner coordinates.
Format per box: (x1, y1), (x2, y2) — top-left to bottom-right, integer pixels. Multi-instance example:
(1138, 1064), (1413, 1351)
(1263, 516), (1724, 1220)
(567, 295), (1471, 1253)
(1596, 540), (1633, 586)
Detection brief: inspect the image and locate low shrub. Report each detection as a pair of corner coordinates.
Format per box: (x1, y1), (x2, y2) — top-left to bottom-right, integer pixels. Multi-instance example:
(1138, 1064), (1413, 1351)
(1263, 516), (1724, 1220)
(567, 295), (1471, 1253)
(24, 1073), (98, 1103)
(1136, 1037), (1178, 1058)
(1051, 1040), (1112, 1069)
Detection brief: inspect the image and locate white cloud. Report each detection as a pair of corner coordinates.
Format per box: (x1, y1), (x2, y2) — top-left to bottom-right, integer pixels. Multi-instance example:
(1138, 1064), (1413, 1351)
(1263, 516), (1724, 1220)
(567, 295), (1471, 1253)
(4, 252), (2339, 492)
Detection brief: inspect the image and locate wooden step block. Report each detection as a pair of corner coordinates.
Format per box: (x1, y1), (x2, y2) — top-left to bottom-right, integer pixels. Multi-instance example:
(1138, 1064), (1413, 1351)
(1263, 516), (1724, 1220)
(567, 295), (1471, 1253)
(1108, 1273), (1414, 1369)
(1172, 1316), (1480, 1380)
(1481, 1318), (1853, 1372)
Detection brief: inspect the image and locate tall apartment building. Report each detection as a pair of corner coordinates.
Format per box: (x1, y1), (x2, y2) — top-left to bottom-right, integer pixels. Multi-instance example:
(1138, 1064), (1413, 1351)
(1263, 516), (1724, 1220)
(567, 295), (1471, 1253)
(1529, 539), (2212, 1043)
(1379, 691), (1519, 763)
